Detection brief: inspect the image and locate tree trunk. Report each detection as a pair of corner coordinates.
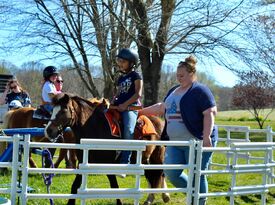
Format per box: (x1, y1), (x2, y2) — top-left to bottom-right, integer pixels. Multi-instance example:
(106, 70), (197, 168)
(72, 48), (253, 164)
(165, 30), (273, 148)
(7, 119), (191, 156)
(142, 53), (163, 106)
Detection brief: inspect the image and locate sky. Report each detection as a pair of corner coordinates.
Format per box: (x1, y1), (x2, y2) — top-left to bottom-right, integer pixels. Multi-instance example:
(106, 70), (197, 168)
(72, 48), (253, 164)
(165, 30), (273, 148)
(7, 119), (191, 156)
(209, 66), (238, 87)
(0, 49), (239, 88)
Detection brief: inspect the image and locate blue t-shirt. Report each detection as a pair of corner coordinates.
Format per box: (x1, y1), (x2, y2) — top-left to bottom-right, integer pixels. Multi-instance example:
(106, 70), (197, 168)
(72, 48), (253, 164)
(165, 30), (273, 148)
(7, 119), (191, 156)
(114, 71), (142, 105)
(6, 91), (32, 107)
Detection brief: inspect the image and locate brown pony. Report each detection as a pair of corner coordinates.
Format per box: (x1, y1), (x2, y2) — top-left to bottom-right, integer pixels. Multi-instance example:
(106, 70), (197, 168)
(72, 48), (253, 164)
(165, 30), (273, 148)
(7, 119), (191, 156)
(2, 107), (77, 168)
(45, 93), (170, 205)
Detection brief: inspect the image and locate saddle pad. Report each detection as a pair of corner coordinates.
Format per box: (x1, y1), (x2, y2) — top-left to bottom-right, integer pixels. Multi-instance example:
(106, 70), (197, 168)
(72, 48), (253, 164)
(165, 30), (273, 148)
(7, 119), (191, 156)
(104, 110), (121, 138)
(32, 111), (50, 120)
(134, 115), (158, 140)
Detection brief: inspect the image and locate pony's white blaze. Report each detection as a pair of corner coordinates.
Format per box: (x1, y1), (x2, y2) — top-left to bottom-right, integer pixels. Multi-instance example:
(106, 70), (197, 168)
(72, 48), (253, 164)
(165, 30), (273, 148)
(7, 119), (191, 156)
(51, 106), (61, 120)
(44, 105), (61, 138)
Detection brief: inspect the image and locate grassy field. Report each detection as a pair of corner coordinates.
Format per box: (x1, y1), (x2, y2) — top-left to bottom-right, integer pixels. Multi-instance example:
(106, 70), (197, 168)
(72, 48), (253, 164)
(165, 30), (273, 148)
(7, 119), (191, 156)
(217, 109), (275, 122)
(1, 109), (275, 204)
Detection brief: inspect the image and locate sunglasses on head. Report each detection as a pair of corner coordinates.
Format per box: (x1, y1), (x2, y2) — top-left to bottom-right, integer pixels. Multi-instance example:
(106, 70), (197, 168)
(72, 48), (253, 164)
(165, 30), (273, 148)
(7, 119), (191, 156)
(56, 80), (63, 83)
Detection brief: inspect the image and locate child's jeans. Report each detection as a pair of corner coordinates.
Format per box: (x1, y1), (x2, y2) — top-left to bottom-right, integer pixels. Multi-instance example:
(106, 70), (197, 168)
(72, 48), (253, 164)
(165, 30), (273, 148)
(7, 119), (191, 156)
(120, 110), (138, 164)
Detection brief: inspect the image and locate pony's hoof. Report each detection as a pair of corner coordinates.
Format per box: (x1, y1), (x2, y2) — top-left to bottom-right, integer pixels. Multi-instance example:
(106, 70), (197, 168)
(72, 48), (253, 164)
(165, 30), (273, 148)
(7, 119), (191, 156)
(143, 194), (154, 205)
(116, 199), (123, 205)
(162, 193), (170, 203)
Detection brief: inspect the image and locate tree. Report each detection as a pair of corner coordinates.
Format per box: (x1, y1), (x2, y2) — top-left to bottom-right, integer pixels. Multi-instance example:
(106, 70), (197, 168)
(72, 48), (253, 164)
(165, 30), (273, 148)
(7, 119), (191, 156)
(1, 0), (272, 105)
(0, 60), (17, 74)
(232, 70), (275, 128)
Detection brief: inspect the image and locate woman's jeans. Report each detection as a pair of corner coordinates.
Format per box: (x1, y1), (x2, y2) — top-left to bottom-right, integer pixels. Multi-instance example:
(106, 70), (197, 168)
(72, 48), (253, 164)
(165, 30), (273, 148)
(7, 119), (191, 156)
(164, 138), (217, 205)
(120, 110), (138, 164)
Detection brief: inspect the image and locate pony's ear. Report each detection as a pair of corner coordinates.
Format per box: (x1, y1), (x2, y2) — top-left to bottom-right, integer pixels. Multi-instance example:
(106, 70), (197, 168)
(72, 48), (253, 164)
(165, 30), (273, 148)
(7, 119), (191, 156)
(52, 93), (70, 106)
(59, 93), (70, 105)
(102, 98), (110, 109)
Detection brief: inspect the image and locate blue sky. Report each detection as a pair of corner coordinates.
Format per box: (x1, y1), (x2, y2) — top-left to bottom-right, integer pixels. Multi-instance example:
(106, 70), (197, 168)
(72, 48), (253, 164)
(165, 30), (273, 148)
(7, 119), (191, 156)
(0, 50), (238, 88)
(209, 65), (238, 87)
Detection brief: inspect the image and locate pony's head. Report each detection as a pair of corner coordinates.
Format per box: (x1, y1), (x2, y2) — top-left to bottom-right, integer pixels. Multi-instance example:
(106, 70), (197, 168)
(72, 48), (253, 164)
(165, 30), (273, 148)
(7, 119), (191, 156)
(45, 93), (107, 142)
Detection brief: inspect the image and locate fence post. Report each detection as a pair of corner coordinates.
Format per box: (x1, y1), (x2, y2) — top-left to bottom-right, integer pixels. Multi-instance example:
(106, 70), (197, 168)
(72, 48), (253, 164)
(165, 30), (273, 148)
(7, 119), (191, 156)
(80, 147), (89, 205)
(230, 143), (238, 205)
(186, 140), (196, 205)
(20, 134), (31, 205)
(11, 134), (20, 204)
(134, 149), (143, 205)
(193, 140), (202, 205)
(266, 126), (274, 184)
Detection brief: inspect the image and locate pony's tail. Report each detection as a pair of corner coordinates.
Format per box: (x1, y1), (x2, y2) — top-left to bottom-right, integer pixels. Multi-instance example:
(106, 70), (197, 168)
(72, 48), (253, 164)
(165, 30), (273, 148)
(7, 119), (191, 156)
(0, 110), (14, 154)
(3, 110), (15, 129)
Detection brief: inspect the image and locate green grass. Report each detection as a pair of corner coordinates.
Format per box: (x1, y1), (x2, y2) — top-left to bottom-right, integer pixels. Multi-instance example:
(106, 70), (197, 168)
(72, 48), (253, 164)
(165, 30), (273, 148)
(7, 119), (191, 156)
(217, 109), (275, 121)
(1, 137), (275, 205)
(1, 112), (275, 204)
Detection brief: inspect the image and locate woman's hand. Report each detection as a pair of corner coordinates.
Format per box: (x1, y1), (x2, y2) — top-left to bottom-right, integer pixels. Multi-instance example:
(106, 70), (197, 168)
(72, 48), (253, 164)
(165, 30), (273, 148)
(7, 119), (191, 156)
(203, 136), (212, 147)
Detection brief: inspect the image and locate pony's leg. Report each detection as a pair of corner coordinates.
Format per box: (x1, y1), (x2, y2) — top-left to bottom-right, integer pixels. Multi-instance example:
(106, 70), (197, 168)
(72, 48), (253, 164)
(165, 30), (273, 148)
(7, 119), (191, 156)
(64, 149), (72, 167)
(161, 175), (170, 203)
(106, 175), (122, 205)
(143, 182), (155, 205)
(142, 144), (156, 164)
(69, 149), (77, 169)
(54, 149), (72, 168)
(0, 141), (7, 156)
(28, 152), (38, 168)
(67, 174), (82, 205)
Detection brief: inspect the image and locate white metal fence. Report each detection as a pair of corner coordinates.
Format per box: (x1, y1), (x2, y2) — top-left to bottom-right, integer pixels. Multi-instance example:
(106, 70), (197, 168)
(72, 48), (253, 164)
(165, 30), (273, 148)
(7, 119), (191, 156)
(0, 125), (274, 205)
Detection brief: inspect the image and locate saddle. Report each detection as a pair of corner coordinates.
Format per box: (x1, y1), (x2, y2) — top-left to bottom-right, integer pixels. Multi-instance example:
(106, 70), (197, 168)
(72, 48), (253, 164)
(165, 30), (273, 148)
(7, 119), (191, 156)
(104, 109), (158, 139)
(32, 105), (51, 120)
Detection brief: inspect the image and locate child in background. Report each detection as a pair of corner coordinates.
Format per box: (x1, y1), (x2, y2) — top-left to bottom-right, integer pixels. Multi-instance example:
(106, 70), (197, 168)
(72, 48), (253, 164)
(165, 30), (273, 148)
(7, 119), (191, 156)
(41, 66), (59, 114)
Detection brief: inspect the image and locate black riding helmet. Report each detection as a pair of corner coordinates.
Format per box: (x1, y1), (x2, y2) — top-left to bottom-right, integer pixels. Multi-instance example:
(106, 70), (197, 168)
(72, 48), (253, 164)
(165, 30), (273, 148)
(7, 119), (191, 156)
(116, 48), (139, 66)
(43, 66), (59, 80)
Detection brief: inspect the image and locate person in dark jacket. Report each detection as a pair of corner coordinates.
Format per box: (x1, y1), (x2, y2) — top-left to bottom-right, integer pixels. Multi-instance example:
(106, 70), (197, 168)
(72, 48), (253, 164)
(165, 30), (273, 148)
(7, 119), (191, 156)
(138, 55), (217, 205)
(0, 79), (31, 109)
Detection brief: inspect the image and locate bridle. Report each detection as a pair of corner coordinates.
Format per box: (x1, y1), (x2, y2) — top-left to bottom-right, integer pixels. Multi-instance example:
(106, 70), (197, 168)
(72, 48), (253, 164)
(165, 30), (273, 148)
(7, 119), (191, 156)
(47, 104), (75, 142)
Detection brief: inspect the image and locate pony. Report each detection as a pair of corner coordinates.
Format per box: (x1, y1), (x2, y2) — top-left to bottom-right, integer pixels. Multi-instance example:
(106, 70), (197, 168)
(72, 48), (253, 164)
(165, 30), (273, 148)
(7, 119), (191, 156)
(2, 107), (77, 168)
(44, 93), (170, 205)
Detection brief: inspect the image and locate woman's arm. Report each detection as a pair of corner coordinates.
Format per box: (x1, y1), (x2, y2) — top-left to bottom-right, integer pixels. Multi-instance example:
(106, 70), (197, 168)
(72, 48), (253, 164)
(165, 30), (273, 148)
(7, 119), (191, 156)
(138, 102), (166, 116)
(202, 106), (217, 147)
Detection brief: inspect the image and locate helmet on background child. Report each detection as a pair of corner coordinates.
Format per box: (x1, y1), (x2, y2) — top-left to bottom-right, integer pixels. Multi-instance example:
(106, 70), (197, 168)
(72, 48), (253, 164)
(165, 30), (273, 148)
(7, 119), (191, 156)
(43, 66), (59, 80)
(8, 100), (23, 110)
(116, 48), (139, 66)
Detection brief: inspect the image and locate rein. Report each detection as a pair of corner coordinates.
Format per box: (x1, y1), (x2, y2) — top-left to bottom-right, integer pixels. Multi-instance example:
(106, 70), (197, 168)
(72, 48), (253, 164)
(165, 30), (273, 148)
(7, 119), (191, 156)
(41, 149), (55, 205)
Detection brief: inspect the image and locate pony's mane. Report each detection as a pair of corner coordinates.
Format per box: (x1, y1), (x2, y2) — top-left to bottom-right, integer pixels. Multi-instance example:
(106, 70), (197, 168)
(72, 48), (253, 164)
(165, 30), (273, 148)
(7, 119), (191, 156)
(88, 97), (110, 106)
(52, 93), (110, 109)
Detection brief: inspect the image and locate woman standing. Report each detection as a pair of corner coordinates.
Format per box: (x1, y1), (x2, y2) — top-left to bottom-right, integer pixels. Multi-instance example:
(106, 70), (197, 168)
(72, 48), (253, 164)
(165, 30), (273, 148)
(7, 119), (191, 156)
(138, 55), (217, 205)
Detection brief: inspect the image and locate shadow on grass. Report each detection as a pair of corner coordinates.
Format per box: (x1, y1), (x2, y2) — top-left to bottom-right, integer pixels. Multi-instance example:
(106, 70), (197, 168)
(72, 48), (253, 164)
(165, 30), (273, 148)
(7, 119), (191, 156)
(240, 195), (259, 203)
(225, 195), (259, 205)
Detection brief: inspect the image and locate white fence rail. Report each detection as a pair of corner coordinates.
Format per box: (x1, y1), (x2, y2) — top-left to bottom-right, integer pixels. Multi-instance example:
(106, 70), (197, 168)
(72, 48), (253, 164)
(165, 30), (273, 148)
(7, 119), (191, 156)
(213, 125), (274, 168)
(0, 125), (274, 205)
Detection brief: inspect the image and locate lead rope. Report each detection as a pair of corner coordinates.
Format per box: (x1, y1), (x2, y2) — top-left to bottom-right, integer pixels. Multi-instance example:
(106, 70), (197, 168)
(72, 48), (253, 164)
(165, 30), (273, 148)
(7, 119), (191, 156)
(41, 149), (55, 205)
